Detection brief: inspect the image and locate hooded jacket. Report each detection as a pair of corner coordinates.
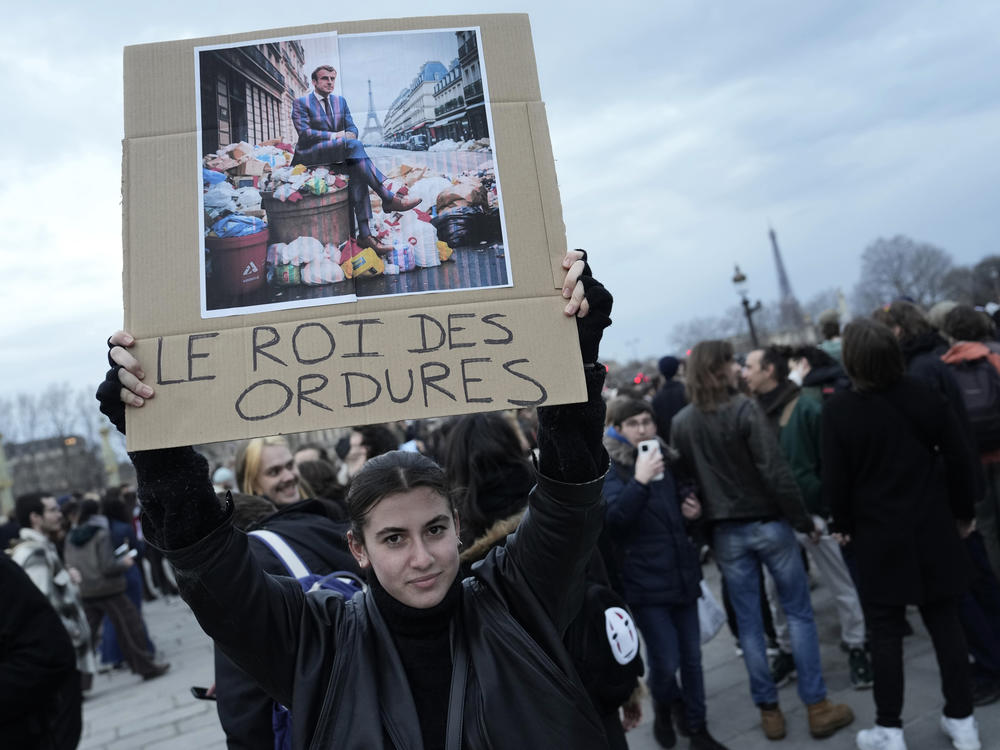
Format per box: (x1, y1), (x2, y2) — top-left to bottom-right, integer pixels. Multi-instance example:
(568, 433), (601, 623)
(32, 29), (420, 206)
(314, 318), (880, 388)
(63, 517), (129, 599)
(755, 381), (826, 517)
(670, 395), (812, 532)
(602, 433), (701, 606)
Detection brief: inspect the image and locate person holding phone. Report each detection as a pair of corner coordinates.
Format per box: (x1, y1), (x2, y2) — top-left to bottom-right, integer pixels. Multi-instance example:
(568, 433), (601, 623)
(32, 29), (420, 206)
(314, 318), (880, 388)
(603, 399), (727, 750)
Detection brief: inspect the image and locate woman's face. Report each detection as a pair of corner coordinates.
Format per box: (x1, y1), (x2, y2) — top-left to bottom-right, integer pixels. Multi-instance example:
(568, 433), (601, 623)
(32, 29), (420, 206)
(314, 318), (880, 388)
(348, 486), (460, 609)
(255, 444), (300, 506)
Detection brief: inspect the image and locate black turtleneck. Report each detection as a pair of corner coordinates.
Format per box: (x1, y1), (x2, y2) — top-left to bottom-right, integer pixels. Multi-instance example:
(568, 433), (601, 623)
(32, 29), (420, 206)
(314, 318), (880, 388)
(370, 571), (462, 750)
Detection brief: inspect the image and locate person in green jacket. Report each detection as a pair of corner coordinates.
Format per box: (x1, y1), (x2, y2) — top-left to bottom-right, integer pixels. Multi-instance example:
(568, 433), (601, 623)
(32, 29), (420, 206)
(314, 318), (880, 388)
(744, 346), (873, 691)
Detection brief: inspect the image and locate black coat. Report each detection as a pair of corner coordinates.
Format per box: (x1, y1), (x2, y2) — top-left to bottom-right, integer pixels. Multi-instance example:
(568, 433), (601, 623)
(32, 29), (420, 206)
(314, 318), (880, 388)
(214, 500), (359, 750)
(822, 377), (979, 606)
(652, 380), (687, 442)
(166, 472), (609, 750)
(0, 555), (80, 750)
(602, 436), (701, 606)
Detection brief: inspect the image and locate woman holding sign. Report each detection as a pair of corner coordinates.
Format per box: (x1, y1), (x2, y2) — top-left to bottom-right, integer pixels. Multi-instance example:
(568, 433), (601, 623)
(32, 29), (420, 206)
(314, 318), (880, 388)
(97, 251), (614, 749)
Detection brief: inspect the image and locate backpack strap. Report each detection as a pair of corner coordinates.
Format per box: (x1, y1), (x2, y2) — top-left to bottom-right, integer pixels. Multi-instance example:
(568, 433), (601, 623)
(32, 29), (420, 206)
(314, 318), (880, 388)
(248, 529), (312, 579)
(446, 616), (469, 750)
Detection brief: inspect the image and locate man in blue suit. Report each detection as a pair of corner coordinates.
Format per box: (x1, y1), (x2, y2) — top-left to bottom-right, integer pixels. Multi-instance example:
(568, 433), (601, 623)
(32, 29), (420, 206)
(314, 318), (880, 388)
(291, 65), (419, 253)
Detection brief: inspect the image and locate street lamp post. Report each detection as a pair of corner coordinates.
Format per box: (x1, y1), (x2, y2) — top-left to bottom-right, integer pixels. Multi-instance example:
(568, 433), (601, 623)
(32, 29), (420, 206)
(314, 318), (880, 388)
(732, 264), (762, 348)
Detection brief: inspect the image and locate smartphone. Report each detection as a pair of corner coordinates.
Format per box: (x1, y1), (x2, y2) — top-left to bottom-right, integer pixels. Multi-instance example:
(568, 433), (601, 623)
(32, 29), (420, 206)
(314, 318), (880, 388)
(124, 548), (138, 560)
(638, 439), (664, 481)
(114, 542), (130, 557)
(190, 686), (216, 701)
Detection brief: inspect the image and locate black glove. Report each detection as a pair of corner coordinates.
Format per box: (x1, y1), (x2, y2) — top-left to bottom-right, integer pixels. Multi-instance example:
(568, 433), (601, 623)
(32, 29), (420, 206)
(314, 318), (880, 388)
(96, 366), (126, 435)
(576, 274), (612, 365)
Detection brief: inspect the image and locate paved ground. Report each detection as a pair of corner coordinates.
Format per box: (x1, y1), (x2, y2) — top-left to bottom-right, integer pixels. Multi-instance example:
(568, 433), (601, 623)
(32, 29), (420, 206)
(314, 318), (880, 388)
(79, 563), (1000, 749)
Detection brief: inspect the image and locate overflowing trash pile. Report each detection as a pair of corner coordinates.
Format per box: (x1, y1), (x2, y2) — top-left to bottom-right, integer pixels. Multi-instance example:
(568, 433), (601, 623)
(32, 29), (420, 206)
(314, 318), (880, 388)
(202, 140), (501, 289)
(427, 137), (492, 153)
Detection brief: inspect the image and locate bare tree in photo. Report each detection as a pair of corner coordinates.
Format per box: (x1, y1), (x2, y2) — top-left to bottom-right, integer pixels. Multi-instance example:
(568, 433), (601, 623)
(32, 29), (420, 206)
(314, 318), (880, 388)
(670, 307), (743, 353)
(802, 288), (842, 323)
(851, 235), (953, 313)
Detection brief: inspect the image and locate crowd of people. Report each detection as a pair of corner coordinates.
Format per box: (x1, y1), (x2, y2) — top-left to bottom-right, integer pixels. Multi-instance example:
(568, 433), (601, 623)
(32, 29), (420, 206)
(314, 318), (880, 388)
(4, 258), (1000, 750)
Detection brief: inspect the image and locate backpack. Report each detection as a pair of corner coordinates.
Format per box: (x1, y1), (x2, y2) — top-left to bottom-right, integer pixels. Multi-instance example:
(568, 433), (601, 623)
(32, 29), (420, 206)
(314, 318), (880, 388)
(563, 579), (644, 715)
(247, 529), (364, 750)
(948, 357), (1000, 452)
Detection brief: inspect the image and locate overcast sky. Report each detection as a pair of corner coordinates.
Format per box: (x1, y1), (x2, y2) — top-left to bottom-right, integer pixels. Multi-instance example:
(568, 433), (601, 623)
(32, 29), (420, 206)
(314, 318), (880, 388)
(1, 0), (997, 399)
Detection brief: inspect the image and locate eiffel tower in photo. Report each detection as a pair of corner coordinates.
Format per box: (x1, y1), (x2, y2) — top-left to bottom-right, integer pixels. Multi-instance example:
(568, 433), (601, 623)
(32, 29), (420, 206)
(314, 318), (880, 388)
(361, 79), (383, 143)
(769, 226), (805, 331)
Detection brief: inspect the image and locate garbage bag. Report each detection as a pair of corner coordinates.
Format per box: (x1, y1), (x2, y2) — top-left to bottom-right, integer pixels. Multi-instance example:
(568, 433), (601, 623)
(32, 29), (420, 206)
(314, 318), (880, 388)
(302, 258), (345, 285)
(284, 236), (326, 265)
(431, 206), (484, 248)
(210, 214), (266, 238)
(203, 168), (228, 185)
(204, 182), (238, 213)
(396, 212), (439, 268)
(234, 187), (262, 212)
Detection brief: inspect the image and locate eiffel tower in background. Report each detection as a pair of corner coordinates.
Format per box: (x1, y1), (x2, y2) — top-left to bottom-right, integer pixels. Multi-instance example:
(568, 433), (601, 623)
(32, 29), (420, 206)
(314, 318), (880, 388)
(361, 79), (383, 143)
(769, 227), (805, 331)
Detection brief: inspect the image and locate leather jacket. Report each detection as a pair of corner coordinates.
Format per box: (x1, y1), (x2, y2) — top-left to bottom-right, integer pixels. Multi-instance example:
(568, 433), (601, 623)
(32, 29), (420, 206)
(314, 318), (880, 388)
(164, 470), (609, 750)
(670, 394), (811, 532)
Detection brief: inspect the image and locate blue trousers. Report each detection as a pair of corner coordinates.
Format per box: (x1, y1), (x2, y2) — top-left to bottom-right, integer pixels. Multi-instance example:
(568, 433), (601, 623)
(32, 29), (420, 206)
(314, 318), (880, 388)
(633, 600), (706, 731)
(713, 520), (826, 706)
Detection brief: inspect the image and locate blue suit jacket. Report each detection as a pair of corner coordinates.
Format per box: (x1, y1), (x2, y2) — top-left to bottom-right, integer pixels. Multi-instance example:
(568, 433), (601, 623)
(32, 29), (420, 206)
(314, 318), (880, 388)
(291, 93), (358, 153)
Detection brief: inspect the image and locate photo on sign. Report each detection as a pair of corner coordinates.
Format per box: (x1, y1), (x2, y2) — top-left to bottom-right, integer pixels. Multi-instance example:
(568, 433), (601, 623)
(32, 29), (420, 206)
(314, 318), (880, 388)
(195, 27), (511, 319)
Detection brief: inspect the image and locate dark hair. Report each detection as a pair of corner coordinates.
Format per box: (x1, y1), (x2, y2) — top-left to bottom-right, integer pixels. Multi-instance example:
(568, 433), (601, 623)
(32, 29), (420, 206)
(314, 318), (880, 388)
(686, 340), (735, 411)
(356, 425), (400, 459)
(101, 492), (130, 524)
(14, 492), (49, 528)
(311, 64), (336, 81)
(943, 305), (994, 342)
(296, 458), (345, 504)
(443, 412), (532, 543)
(758, 346), (790, 383)
(820, 319), (840, 340)
(842, 319), (905, 392)
(611, 398), (655, 428)
(789, 345), (837, 371)
(295, 443), (330, 463)
(346, 451), (452, 543)
(876, 300), (935, 342)
(77, 499), (101, 525)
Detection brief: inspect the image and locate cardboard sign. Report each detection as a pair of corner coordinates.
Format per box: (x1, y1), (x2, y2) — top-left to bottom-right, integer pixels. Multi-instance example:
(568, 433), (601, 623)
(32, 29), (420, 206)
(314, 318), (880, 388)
(122, 14), (582, 450)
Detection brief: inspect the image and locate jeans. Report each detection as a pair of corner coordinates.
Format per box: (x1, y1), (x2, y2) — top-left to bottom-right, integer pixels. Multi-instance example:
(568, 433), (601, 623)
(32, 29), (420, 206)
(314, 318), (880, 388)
(765, 528), (866, 651)
(713, 519), (826, 706)
(633, 600), (707, 731)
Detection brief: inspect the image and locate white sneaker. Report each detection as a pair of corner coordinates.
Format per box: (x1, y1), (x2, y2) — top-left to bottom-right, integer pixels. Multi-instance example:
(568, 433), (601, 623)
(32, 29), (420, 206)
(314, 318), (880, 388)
(856, 725), (907, 750)
(940, 715), (981, 750)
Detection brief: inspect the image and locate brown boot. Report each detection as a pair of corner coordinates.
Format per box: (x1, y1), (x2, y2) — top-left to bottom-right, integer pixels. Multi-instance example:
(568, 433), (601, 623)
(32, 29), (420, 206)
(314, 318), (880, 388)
(760, 705), (786, 740)
(806, 698), (854, 738)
